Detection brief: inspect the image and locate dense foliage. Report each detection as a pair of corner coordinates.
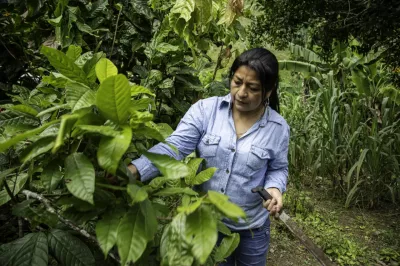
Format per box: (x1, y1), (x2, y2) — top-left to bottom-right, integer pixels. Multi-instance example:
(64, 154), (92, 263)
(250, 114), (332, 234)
(1, 0), (400, 265)
(251, 0), (400, 85)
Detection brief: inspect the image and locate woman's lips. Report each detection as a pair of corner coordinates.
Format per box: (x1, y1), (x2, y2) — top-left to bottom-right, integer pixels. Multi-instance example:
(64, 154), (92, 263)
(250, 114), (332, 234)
(236, 99), (247, 104)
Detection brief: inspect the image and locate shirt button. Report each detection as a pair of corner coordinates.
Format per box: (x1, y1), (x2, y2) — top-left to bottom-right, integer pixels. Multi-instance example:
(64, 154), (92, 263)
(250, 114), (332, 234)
(231, 148), (235, 152)
(221, 188), (224, 193)
(226, 169), (229, 174)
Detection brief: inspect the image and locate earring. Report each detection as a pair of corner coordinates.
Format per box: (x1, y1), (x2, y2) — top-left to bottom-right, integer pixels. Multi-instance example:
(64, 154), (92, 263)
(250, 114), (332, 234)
(264, 97), (270, 107)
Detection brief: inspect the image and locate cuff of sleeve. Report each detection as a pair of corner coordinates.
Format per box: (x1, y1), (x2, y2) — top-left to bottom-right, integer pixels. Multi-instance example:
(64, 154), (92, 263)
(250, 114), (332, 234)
(131, 156), (160, 183)
(264, 182), (286, 194)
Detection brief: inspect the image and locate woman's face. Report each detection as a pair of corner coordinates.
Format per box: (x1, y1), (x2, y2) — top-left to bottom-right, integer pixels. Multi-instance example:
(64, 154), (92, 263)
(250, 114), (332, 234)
(230, 65), (267, 114)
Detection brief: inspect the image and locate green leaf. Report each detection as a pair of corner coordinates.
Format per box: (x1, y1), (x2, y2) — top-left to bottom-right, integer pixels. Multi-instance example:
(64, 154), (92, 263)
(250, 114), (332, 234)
(95, 58), (118, 83)
(156, 43), (179, 54)
(42, 73), (71, 88)
(116, 206), (154, 265)
(351, 68), (371, 96)
(20, 136), (55, 163)
(65, 153), (95, 204)
(75, 52), (94, 67)
(185, 158), (203, 184)
(41, 161), (63, 193)
(154, 187), (198, 197)
(127, 184), (148, 204)
(194, 0), (212, 28)
(66, 83), (96, 112)
(191, 167), (216, 185)
(207, 191), (246, 219)
(130, 98), (154, 111)
(289, 43), (325, 64)
(0, 110), (40, 128)
(52, 114), (80, 153)
(9, 105), (39, 117)
(131, 84), (155, 97)
(40, 46), (88, 85)
(129, 111), (154, 125)
(75, 125), (119, 137)
(177, 198), (203, 214)
(0, 232), (48, 266)
(12, 200), (58, 227)
(278, 60), (327, 74)
(139, 199), (158, 239)
(143, 152), (189, 179)
(170, 0), (195, 22)
(0, 168), (17, 190)
(47, 15), (63, 26)
(160, 213), (193, 265)
(214, 233), (240, 262)
(66, 45), (82, 61)
(90, 0), (108, 18)
(186, 205), (217, 264)
(0, 173), (28, 206)
(0, 120), (60, 152)
(48, 229), (95, 266)
(83, 52), (105, 83)
(96, 209), (123, 257)
(97, 125), (132, 174)
(96, 74), (131, 124)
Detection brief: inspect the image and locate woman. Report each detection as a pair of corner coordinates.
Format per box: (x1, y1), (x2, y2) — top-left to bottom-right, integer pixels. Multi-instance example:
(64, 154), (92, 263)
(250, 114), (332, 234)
(129, 48), (289, 266)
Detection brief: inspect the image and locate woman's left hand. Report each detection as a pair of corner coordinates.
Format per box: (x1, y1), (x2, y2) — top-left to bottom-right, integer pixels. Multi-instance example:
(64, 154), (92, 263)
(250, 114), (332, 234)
(262, 188), (283, 217)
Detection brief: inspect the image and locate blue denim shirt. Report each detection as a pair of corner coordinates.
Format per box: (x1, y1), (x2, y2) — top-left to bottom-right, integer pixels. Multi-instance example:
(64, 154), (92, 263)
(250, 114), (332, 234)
(132, 94), (290, 230)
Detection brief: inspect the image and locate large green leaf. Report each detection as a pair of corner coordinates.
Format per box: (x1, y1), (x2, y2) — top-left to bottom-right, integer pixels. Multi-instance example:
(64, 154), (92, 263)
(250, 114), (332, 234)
(0, 173), (28, 206)
(160, 213), (193, 265)
(177, 198), (203, 215)
(20, 136), (55, 163)
(0, 120), (58, 153)
(214, 233), (240, 262)
(143, 152), (189, 179)
(186, 205), (217, 264)
(66, 45), (82, 61)
(154, 187), (198, 197)
(96, 209), (123, 257)
(65, 153), (95, 204)
(351, 68), (371, 96)
(0, 232), (48, 266)
(207, 191), (246, 219)
(36, 104), (70, 117)
(116, 205), (156, 265)
(97, 125), (132, 174)
(41, 161), (63, 193)
(96, 74), (131, 124)
(95, 58), (118, 83)
(40, 46), (88, 85)
(9, 104), (39, 117)
(48, 229), (95, 266)
(66, 83), (96, 112)
(127, 184), (148, 204)
(170, 0), (195, 22)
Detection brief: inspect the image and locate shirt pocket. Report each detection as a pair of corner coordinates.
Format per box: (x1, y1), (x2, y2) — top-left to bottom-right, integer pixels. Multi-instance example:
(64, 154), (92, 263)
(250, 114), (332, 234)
(199, 134), (221, 157)
(246, 145), (270, 171)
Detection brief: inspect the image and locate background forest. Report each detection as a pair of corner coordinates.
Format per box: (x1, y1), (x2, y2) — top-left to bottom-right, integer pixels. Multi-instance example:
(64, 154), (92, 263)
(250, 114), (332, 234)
(0, 0), (399, 265)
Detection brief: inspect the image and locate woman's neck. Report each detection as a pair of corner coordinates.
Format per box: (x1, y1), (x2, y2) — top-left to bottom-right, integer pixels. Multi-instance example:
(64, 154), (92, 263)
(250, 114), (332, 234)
(232, 105), (266, 121)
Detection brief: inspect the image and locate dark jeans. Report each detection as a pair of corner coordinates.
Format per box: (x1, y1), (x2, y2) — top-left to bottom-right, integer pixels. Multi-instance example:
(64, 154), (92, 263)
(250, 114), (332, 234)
(218, 219), (270, 266)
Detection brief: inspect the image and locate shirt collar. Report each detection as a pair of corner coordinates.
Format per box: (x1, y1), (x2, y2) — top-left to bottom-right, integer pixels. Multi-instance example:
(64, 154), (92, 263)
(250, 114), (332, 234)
(220, 94), (283, 126)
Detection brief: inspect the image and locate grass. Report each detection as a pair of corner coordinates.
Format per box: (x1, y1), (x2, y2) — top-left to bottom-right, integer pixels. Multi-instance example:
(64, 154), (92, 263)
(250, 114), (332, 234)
(267, 184), (400, 266)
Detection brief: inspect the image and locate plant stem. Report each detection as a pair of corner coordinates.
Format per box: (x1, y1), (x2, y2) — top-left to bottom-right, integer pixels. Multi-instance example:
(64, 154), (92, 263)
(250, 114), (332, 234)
(110, 6), (122, 59)
(21, 190), (120, 264)
(4, 181), (18, 204)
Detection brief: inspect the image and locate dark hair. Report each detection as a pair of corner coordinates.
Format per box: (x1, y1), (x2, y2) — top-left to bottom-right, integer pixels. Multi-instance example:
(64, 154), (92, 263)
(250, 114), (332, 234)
(229, 48), (280, 113)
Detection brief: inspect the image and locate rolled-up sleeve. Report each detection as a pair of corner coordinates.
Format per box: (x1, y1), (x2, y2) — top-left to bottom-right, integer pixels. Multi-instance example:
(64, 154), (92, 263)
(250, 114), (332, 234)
(264, 125), (290, 193)
(132, 100), (205, 182)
